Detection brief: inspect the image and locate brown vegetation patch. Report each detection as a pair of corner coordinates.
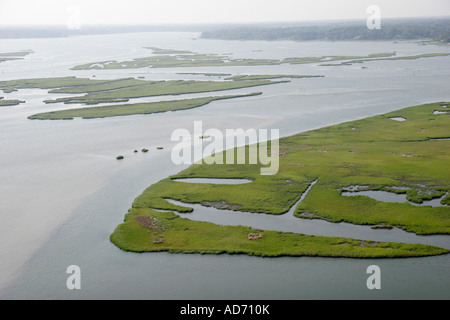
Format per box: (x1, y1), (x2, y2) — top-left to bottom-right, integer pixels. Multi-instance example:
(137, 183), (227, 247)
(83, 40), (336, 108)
(135, 215), (167, 233)
(297, 210), (321, 219)
(152, 235), (164, 244)
(248, 233), (264, 240)
(202, 201), (242, 210)
(360, 241), (379, 248)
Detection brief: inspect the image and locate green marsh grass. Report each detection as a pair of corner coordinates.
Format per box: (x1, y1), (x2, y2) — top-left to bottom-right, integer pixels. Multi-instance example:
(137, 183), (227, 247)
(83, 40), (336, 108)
(111, 102), (450, 257)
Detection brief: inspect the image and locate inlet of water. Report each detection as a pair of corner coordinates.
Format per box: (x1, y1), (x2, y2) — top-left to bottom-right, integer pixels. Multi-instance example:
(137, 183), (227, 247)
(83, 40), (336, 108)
(171, 178), (253, 185)
(390, 117), (406, 121)
(342, 190), (448, 208)
(164, 179), (449, 249)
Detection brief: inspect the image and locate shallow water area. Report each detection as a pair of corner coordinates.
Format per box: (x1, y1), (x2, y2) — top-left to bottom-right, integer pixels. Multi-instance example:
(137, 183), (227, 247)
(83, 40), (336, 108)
(390, 117), (407, 121)
(342, 190), (449, 208)
(165, 198), (450, 250)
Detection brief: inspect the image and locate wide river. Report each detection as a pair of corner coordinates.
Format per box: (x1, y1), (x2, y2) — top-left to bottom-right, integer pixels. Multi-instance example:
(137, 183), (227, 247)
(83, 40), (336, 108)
(0, 32), (449, 300)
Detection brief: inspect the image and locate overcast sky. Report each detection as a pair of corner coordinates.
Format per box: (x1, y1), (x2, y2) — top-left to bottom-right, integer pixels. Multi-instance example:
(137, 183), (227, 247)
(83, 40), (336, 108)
(0, 0), (449, 26)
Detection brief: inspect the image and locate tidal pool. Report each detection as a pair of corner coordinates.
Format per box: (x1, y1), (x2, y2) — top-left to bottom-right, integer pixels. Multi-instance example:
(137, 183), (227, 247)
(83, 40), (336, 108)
(171, 178), (253, 185)
(390, 117), (407, 122)
(1, 32), (449, 300)
(165, 187), (450, 250)
(342, 190), (448, 208)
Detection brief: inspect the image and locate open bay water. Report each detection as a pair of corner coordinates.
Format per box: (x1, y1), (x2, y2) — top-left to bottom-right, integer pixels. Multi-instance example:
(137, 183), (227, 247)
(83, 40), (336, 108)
(3, 150), (449, 300)
(0, 32), (449, 299)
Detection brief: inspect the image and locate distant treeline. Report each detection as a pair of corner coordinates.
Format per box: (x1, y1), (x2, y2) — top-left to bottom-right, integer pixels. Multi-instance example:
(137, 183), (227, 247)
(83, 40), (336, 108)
(0, 25), (206, 39)
(201, 18), (450, 42)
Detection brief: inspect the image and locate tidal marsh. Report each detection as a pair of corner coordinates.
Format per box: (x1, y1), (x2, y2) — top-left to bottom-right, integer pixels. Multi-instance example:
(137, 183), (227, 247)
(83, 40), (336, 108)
(110, 102), (450, 258)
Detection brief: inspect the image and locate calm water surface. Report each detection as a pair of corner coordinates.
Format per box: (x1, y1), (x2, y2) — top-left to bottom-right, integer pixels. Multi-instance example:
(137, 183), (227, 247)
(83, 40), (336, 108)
(0, 32), (449, 299)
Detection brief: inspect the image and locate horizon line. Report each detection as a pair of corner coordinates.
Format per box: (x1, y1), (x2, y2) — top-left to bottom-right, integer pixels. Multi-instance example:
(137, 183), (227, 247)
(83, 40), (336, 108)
(0, 15), (449, 28)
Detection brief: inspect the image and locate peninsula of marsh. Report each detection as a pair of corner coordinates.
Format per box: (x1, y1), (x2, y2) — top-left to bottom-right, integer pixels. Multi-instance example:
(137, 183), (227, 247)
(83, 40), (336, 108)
(1, 30), (450, 300)
(110, 102), (450, 259)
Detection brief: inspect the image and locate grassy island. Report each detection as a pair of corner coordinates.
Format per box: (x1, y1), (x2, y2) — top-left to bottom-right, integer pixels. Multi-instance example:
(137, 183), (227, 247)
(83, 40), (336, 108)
(0, 98), (25, 107)
(0, 76), (283, 106)
(225, 74), (324, 81)
(0, 74), (327, 120)
(110, 209), (447, 257)
(0, 76), (298, 119)
(28, 93), (261, 120)
(42, 80), (277, 105)
(71, 51), (281, 70)
(320, 53), (450, 66)
(0, 50), (33, 64)
(71, 48), (449, 70)
(110, 102), (450, 258)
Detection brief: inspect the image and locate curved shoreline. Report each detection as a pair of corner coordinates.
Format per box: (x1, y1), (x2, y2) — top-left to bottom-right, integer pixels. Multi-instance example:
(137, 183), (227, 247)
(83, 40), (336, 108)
(164, 198), (450, 250)
(110, 102), (450, 258)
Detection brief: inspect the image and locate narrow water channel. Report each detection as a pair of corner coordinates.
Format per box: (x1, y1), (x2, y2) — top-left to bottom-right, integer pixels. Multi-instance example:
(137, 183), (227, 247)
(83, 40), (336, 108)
(165, 179), (450, 249)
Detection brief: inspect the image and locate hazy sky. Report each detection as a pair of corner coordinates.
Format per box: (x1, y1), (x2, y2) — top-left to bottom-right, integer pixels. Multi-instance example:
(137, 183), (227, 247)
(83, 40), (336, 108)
(0, 0), (449, 26)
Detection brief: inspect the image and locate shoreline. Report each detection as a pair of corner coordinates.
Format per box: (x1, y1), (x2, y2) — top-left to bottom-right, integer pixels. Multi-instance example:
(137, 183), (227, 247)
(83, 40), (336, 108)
(0, 156), (120, 291)
(1, 33), (449, 298)
(110, 102), (450, 258)
(0, 110), (280, 293)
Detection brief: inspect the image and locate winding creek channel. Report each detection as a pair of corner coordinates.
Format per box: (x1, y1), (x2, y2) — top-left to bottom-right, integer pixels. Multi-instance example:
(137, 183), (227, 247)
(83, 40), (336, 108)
(165, 179), (450, 249)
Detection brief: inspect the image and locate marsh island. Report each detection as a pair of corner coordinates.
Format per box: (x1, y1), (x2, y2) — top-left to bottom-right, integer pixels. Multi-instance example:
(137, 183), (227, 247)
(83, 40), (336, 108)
(110, 102), (450, 258)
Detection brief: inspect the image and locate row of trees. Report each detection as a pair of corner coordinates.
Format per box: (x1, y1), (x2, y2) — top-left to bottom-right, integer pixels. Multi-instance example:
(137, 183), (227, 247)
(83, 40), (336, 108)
(201, 18), (450, 43)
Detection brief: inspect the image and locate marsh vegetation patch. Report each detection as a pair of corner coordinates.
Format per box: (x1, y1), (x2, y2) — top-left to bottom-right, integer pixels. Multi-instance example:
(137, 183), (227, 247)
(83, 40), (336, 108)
(111, 102), (450, 258)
